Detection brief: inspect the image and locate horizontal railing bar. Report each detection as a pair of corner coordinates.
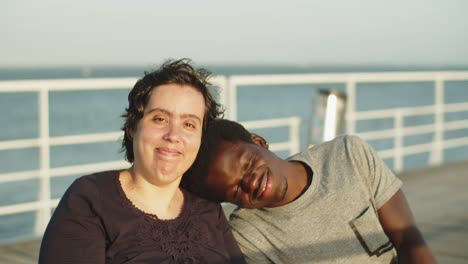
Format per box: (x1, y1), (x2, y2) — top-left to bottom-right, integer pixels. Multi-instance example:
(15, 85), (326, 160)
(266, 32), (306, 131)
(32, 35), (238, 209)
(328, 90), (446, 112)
(49, 160), (130, 178)
(444, 137), (468, 149)
(0, 138), (40, 150)
(242, 117), (300, 130)
(0, 132), (123, 150)
(359, 119), (468, 141)
(444, 120), (468, 130)
(230, 73), (352, 85)
(377, 149), (394, 159)
(378, 144), (433, 159)
(352, 106), (436, 120)
(358, 124), (435, 140)
(0, 170), (39, 183)
(0, 76), (227, 92)
(50, 132), (123, 146)
(0, 160), (130, 183)
(0, 199), (60, 216)
(358, 120), (468, 140)
(229, 71), (468, 86)
(0, 201), (44, 216)
(352, 72), (468, 83)
(0, 78), (136, 91)
(269, 142), (293, 152)
(400, 143), (433, 155)
(375, 137), (468, 158)
(352, 103), (468, 120)
(444, 102), (468, 112)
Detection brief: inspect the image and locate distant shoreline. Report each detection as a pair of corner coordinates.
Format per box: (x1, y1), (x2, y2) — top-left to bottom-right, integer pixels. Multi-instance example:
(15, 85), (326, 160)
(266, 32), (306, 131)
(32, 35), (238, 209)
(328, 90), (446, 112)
(1, 64), (468, 80)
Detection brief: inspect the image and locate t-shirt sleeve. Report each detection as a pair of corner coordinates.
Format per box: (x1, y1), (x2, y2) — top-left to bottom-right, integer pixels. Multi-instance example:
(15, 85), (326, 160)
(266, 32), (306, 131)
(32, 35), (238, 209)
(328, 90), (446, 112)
(230, 217), (273, 264)
(346, 135), (402, 209)
(39, 176), (106, 264)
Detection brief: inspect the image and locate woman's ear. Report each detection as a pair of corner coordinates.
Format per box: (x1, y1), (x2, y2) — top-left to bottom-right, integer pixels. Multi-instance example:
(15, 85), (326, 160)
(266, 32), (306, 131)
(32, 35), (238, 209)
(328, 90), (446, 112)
(251, 133), (269, 149)
(127, 127), (134, 141)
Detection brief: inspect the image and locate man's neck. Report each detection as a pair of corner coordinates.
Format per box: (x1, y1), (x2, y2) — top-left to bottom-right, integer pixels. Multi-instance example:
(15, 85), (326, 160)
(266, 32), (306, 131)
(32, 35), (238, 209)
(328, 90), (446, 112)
(277, 160), (312, 206)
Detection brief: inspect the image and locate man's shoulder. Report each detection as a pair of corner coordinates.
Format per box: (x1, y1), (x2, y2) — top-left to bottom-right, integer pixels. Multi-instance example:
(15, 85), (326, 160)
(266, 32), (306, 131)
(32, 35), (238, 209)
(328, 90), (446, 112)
(230, 207), (263, 221)
(229, 208), (271, 238)
(318, 135), (367, 150)
(229, 206), (285, 228)
(288, 135), (365, 162)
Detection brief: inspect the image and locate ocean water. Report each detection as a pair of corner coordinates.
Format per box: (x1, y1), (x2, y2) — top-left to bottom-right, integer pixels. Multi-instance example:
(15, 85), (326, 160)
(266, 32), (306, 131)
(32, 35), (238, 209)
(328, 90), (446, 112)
(1, 65), (468, 244)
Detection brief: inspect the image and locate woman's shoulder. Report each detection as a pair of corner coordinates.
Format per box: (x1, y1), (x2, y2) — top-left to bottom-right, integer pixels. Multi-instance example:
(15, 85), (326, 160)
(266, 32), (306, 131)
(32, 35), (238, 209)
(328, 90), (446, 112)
(67, 170), (120, 196)
(184, 189), (222, 213)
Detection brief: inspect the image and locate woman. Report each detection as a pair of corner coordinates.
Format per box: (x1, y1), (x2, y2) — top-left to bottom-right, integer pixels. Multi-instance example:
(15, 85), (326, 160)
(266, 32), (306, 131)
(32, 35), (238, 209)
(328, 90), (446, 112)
(39, 59), (245, 263)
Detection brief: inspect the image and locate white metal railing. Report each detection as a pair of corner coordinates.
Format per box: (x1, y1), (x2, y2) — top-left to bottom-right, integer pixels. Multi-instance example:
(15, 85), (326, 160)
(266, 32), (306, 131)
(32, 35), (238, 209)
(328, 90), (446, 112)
(352, 102), (468, 172)
(225, 71), (468, 173)
(0, 76), (297, 239)
(1, 71), (468, 242)
(242, 117), (301, 156)
(344, 72), (468, 172)
(0, 78), (137, 237)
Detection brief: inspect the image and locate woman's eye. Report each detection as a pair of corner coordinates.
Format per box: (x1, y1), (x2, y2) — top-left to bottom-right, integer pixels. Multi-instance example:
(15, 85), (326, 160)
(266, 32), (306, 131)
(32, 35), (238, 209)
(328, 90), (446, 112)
(184, 121), (199, 130)
(153, 116), (167, 123)
(185, 122), (196, 129)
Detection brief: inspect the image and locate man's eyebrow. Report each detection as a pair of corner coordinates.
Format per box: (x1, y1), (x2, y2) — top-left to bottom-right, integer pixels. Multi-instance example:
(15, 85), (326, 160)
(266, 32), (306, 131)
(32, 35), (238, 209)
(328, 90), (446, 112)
(146, 108), (202, 124)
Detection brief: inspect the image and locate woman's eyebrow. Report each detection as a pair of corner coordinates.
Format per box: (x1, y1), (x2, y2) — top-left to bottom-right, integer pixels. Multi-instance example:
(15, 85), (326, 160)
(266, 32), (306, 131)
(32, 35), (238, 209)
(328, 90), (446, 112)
(180, 113), (202, 124)
(146, 108), (202, 124)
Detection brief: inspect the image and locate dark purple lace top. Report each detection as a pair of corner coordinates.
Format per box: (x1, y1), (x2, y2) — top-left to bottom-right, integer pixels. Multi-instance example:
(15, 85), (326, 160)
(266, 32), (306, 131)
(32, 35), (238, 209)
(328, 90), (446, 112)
(39, 171), (245, 264)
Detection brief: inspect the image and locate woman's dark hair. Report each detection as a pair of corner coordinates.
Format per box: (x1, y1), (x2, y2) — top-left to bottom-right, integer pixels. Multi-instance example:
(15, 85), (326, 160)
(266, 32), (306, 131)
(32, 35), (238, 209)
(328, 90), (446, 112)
(182, 118), (253, 201)
(121, 58), (223, 162)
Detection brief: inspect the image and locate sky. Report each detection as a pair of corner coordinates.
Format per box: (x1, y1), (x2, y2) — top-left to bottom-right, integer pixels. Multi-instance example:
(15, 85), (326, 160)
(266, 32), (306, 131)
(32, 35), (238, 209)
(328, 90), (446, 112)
(1, 0), (468, 67)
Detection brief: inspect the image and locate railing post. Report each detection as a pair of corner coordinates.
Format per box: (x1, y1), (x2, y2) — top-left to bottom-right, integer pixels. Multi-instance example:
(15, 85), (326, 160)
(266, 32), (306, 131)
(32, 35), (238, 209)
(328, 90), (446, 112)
(289, 117), (301, 155)
(394, 110), (404, 172)
(214, 76), (228, 115)
(346, 78), (356, 135)
(431, 77), (444, 166)
(227, 78), (238, 121)
(35, 88), (51, 236)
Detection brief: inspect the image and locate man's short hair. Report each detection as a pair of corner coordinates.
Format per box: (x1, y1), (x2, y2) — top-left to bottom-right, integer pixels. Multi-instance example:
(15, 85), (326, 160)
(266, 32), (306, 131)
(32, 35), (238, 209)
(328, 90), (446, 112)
(182, 119), (253, 201)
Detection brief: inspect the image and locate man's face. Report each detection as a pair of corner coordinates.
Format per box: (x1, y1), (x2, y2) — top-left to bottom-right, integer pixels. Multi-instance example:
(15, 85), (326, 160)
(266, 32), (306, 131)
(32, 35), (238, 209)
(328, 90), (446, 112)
(205, 140), (288, 209)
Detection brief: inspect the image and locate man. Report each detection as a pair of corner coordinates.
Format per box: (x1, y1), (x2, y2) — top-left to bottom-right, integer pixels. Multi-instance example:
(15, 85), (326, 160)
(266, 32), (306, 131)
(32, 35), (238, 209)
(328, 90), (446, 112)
(183, 119), (435, 263)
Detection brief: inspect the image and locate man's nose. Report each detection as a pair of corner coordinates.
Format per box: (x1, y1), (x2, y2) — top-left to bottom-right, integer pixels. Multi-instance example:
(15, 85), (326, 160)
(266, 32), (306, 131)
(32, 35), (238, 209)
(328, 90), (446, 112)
(240, 172), (256, 194)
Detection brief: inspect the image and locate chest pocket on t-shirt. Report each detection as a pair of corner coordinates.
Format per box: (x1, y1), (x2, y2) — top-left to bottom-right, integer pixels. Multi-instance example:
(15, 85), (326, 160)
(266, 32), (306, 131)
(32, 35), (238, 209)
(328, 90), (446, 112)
(349, 205), (394, 257)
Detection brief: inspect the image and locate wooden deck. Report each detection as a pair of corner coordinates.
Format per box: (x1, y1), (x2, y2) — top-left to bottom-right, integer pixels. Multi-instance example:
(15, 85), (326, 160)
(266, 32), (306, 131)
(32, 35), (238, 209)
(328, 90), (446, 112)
(1, 160), (468, 263)
(0, 239), (40, 264)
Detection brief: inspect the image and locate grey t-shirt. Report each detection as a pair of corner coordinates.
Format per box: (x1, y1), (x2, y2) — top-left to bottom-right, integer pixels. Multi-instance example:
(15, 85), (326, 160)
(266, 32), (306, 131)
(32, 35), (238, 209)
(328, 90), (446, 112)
(230, 135), (402, 263)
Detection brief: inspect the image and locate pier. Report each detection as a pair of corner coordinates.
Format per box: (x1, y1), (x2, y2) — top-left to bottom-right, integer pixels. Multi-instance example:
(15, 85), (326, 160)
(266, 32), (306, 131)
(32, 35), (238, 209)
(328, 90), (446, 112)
(0, 160), (467, 263)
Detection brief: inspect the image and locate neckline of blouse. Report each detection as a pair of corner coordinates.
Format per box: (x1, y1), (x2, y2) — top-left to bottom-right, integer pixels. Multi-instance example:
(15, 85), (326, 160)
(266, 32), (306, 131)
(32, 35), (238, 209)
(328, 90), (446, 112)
(114, 170), (191, 223)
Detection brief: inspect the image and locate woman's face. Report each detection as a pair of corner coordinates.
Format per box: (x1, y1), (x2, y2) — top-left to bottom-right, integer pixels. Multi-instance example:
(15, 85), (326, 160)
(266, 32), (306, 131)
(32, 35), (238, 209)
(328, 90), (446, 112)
(131, 83), (205, 186)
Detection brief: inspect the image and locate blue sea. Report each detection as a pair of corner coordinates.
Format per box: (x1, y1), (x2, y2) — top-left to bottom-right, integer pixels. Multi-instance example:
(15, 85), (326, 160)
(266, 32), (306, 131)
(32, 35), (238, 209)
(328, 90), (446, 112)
(1, 64), (468, 244)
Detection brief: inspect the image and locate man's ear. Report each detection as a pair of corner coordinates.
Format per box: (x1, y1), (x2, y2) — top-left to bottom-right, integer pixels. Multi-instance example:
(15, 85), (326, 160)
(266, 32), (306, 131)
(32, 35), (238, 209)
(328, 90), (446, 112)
(251, 133), (269, 149)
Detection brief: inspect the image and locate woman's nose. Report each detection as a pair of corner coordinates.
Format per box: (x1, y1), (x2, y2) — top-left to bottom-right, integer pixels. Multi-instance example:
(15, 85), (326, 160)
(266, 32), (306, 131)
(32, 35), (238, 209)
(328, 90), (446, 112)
(162, 122), (182, 142)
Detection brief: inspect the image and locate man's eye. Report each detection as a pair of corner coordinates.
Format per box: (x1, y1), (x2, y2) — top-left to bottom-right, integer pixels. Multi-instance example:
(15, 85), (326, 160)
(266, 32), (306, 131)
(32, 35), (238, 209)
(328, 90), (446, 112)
(232, 184), (240, 202)
(246, 157), (255, 174)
